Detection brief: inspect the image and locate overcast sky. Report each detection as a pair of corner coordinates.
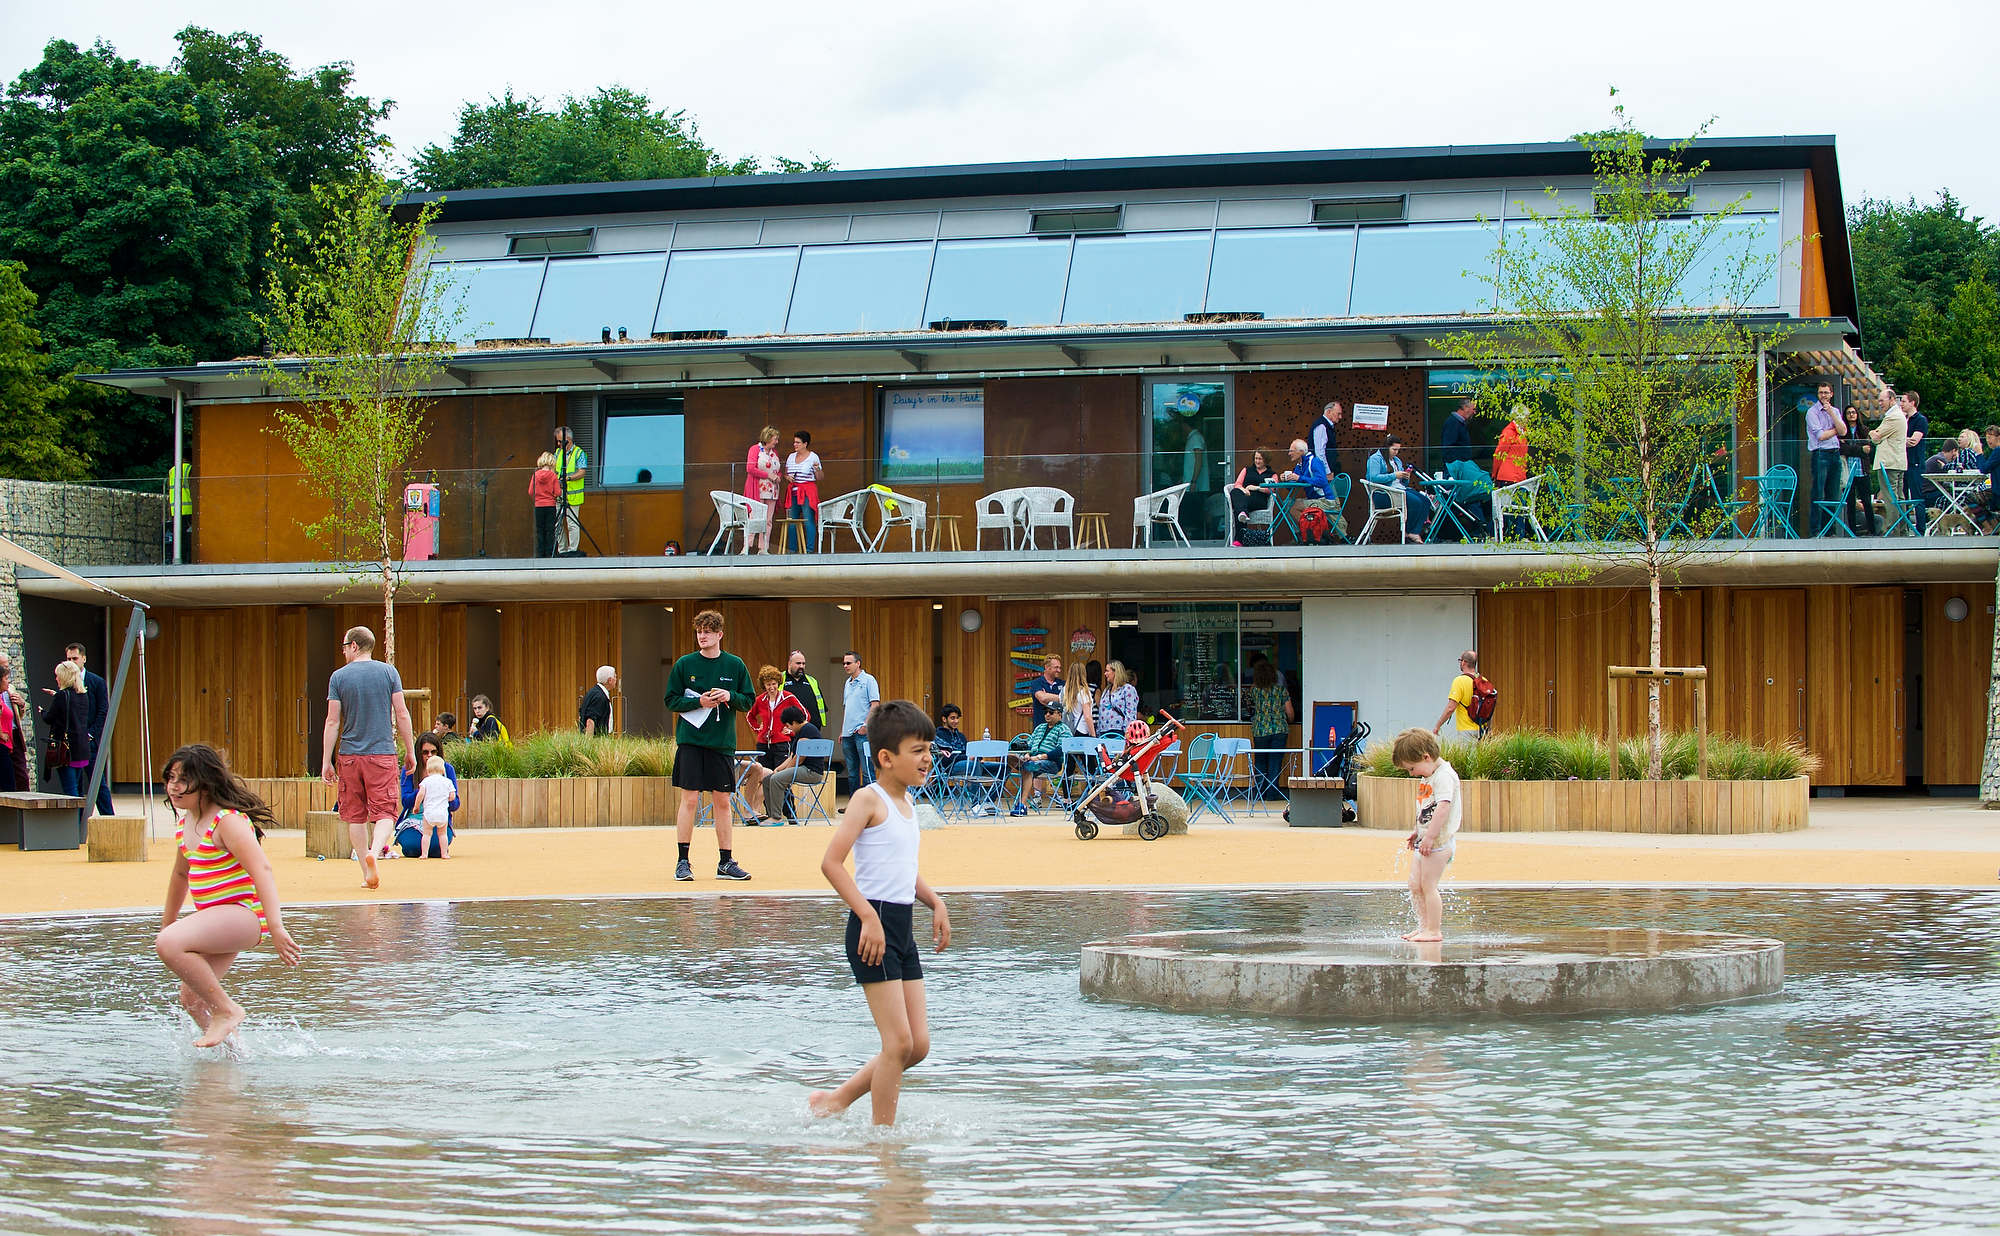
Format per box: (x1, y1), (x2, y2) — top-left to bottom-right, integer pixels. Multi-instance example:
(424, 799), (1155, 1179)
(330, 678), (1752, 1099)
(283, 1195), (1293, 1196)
(4, 0), (1994, 216)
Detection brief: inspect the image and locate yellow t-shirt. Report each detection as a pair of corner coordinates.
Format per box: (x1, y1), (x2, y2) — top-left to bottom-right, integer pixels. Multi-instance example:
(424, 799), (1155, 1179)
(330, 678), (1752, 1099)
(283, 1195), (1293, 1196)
(1447, 674), (1482, 732)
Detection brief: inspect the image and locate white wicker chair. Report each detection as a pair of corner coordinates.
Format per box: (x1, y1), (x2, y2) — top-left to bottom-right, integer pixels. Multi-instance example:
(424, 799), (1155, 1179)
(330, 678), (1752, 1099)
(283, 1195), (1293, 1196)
(706, 491), (771, 554)
(1133, 483), (1192, 548)
(873, 488), (928, 551)
(1019, 487), (1075, 549)
(817, 488), (874, 552)
(1489, 474), (1548, 542)
(1356, 479), (1408, 545)
(976, 488), (1028, 550)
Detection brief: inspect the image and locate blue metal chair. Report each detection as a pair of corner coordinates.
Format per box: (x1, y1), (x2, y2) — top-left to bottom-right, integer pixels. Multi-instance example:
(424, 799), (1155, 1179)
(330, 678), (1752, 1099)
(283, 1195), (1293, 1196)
(1213, 737), (1255, 816)
(1881, 494), (1926, 538)
(1178, 733), (1232, 824)
(787, 738), (837, 825)
(1325, 472), (1354, 543)
(1057, 736), (1100, 805)
(949, 740), (1013, 816)
(1702, 466), (1751, 539)
(1810, 496), (1856, 537)
(1749, 467), (1798, 538)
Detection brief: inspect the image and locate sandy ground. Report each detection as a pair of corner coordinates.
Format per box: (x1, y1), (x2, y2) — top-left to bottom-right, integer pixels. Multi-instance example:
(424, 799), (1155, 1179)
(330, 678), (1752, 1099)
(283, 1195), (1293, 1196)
(3, 794), (1993, 919)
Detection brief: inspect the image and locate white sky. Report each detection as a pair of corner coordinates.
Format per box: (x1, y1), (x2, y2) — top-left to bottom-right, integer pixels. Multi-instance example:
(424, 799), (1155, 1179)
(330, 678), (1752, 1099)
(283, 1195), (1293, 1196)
(3, 0), (1995, 216)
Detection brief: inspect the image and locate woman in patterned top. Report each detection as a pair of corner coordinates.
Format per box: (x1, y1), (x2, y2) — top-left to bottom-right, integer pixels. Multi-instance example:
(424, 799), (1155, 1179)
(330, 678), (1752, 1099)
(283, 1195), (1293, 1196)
(1248, 660), (1295, 800)
(1095, 661), (1140, 739)
(155, 744), (300, 1048)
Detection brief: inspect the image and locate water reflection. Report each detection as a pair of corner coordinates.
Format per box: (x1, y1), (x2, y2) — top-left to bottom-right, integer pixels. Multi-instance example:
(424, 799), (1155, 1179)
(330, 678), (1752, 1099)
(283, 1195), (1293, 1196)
(0, 887), (1990, 1235)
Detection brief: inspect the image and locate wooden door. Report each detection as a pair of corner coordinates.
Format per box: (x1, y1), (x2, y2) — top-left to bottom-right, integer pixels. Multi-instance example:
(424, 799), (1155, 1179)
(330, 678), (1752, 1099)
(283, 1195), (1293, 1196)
(177, 611), (232, 756)
(1846, 587), (1905, 785)
(852, 600), (935, 716)
(1728, 590), (1807, 745)
(1478, 591), (1558, 730)
(277, 607), (311, 776)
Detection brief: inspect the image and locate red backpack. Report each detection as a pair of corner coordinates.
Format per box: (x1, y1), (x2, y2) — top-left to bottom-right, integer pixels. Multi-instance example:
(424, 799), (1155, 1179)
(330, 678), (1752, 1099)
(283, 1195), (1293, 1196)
(1467, 675), (1499, 726)
(1297, 505), (1332, 545)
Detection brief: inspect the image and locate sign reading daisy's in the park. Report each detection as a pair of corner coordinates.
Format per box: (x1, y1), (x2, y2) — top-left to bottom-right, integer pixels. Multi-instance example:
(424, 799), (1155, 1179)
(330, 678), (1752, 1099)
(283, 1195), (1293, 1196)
(879, 387), (985, 483)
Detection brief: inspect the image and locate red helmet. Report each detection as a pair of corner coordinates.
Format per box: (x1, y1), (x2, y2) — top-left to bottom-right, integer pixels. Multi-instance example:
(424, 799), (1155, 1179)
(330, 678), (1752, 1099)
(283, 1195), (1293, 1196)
(1125, 720), (1150, 744)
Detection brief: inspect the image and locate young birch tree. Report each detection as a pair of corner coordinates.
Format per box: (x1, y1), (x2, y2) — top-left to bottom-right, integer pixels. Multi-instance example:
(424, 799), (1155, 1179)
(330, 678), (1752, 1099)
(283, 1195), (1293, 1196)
(1443, 106), (1788, 779)
(256, 172), (457, 663)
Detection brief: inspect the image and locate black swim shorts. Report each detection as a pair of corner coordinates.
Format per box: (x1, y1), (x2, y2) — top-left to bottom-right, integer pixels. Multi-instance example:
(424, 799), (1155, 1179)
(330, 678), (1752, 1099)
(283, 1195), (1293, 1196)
(672, 743), (735, 793)
(845, 899), (923, 984)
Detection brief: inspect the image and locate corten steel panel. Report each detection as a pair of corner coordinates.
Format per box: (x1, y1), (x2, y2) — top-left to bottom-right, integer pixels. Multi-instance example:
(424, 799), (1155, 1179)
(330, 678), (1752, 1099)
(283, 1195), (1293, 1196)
(1846, 586), (1905, 786)
(974, 376), (1143, 544)
(1236, 369), (1428, 540)
(684, 385), (871, 546)
(1923, 582), (1993, 784)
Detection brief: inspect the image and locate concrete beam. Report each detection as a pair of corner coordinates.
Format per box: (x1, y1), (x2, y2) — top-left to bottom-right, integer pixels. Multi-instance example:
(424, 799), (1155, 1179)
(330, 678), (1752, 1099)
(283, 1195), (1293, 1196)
(1223, 341), (1248, 362)
(738, 353), (772, 376)
(895, 350), (927, 373)
(588, 358), (621, 380)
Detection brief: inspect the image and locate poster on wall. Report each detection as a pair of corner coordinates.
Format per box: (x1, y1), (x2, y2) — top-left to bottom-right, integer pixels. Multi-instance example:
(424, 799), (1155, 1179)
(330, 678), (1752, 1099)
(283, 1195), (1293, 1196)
(1310, 701), (1358, 776)
(880, 387), (985, 484)
(1352, 402), (1389, 430)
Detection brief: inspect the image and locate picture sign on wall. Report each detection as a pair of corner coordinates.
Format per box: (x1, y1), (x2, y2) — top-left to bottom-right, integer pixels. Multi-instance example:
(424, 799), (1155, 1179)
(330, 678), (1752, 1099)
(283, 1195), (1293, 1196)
(880, 387), (985, 483)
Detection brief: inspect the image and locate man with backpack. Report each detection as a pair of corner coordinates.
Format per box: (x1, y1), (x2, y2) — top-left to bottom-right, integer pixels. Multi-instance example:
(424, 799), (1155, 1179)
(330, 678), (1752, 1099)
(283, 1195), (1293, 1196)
(1435, 650), (1497, 739)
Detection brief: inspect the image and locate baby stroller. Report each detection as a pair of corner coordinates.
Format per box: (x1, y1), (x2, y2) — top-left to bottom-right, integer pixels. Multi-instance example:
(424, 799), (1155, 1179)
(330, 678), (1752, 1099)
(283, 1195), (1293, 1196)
(1287, 719), (1370, 825)
(1070, 710), (1186, 842)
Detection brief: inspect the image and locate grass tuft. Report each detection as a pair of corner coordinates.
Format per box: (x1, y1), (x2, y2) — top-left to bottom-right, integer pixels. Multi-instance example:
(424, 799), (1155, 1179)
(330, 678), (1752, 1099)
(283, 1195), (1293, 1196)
(445, 731), (678, 778)
(1363, 729), (1818, 782)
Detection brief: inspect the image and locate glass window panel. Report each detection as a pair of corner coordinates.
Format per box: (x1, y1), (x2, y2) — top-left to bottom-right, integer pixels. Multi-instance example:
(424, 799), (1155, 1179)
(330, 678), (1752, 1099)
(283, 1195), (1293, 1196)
(654, 247), (799, 338)
(1350, 223), (1497, 317)
(1204, 228), (1354, 319)
(786, 242), (933, 335)
(922, 238), (1070, 327)
(1674, 215), (1780, 308)
(509, 230), (592, 255)
(1062, 232), (1212, 325)
(432, 259), (546, 344)
(880, 387), (984, 483)
(600, 398), (685, 487)
(529, 253), (667, 344)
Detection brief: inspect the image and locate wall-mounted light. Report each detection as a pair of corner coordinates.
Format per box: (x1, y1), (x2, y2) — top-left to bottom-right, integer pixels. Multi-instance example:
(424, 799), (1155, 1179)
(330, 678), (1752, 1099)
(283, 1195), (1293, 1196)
(958, 608), (983, 633)
(837, 604), (852, 612)
(143, 618), (160, 640)
(932, 603), (944, 611)
(1945, 596), (1969, 622)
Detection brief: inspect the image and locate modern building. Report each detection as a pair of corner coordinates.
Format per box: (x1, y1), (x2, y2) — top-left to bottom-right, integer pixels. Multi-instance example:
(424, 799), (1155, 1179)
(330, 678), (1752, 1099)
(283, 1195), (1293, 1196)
(50, 136), (1995, 795)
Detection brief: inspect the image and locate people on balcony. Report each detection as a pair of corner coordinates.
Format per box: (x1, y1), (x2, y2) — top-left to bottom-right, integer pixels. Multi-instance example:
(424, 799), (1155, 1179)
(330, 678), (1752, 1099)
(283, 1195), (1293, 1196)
(1806, 383), (1844, 535)
(1493, 410), (1528, 486)
(1226, 449), (1275, 546)
(1440, 397), (1479, 466)
(1309, 400), (1345, 479)
(553, 426), (587, 555)
(531, 452), (560, 558)
(743, 426), (781, 554)
(784, 431), (823, 553)
(1365, 435), (1431, 544)
(1838, 406), (1878, 536)
(1869, 388), (1908, 524)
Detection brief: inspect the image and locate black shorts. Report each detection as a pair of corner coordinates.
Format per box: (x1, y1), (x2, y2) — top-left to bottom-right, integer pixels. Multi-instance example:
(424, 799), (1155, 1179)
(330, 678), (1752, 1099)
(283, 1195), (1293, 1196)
(846, 900), (923, 985)
(756, 742), (790, 770)
(672, 743), (735, 793)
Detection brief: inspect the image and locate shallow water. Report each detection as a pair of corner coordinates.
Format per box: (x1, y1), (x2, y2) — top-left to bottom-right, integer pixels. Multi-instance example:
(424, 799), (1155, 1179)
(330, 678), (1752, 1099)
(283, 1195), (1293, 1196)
(0, 887), (1994, 1235)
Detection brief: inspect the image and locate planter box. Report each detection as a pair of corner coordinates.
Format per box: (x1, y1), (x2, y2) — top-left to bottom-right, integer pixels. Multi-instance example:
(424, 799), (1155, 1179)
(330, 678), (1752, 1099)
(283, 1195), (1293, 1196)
(1355, 773), (1809, 835)
(244, 775), (835, 830)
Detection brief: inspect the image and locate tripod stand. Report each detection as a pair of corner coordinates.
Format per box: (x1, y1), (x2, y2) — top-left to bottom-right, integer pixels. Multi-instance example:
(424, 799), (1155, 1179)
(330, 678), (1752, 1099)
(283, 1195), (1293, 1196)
(558, 497), (605, 557)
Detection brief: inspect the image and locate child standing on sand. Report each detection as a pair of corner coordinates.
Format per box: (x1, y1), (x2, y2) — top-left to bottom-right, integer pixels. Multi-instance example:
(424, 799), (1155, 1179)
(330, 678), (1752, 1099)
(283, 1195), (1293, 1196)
(1393, 728), (1460, 943)
(415, 755), (457, 859)
(156, 744), (301, 1047)
(810, 700), (952, 1125)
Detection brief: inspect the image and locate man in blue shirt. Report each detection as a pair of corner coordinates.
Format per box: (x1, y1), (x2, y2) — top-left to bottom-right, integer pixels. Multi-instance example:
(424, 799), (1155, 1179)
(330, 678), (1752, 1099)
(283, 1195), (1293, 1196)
(1804, 382), (1843, 535)
(839, 650), (881, 789)
(1029, 655), (1065, 727)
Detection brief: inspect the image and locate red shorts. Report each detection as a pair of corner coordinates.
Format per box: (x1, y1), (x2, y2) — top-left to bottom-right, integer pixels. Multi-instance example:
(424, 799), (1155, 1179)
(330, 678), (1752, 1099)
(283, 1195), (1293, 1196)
(337, 753), (402, 824)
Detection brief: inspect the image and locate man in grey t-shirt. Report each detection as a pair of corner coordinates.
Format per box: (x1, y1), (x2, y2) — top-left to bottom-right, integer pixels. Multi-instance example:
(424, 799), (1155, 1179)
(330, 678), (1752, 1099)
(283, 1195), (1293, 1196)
(321, 625), (416, 889)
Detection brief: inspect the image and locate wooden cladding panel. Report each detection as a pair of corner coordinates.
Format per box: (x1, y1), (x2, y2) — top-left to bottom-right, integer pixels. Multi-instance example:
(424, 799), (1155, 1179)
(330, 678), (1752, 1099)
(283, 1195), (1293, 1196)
(1478, 590), (1558, 731)
(1847, 587), (1905, 786)
(1716, 589), (1808, 746)
(940, 597), (1004, 742)
(1803, 586), (1854, 785)
(852, 599), (937, 717)
(1800, 170), (1831, 320)
(1923, 583), (1993, 785)
(497, 601), (622, 736)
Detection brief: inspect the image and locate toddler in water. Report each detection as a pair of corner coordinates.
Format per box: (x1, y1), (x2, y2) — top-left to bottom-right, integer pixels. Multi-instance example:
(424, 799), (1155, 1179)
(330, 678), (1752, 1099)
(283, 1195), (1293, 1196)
(415, 755), (456, 859)
(809, 700), (951, 1125)
(156, 743), (301, 1047)
(1392, 728), (1460, 943)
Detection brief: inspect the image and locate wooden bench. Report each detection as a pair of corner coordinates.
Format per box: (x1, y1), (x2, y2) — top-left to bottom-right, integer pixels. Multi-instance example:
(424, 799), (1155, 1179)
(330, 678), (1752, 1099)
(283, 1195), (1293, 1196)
(0, 792), (87, 851)
(1284, 776), (1347, 828)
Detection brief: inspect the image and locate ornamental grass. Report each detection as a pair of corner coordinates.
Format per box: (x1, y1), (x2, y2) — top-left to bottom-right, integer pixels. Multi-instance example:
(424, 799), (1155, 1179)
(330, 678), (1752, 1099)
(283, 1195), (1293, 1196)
(446, 731), (677, 779)
(1362, 730), (1819, 782)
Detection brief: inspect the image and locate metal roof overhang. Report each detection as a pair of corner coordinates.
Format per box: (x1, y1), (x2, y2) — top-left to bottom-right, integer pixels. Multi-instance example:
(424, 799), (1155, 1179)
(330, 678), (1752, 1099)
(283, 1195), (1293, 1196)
(20, 540), (1995, 608)
(83, 314), (1856, 404)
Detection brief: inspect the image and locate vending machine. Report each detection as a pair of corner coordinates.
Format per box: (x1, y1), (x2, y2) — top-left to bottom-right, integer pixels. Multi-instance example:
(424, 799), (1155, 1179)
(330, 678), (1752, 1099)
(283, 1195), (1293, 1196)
(403, 481), (441, 561)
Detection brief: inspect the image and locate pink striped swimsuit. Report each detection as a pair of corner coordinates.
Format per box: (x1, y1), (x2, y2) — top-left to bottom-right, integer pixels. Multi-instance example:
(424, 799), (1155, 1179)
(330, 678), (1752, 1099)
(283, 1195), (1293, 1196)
(177, 810), (268, 940)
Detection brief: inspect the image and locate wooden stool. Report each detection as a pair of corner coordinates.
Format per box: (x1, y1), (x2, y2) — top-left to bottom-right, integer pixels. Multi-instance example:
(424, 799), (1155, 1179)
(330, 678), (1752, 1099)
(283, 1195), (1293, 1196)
(88, 816), (148, 862)
(772, 516), (808, 553)
(930, 514), (963, 551)
(1076, 512), (1110, 549)
(305, 810), (353, 860)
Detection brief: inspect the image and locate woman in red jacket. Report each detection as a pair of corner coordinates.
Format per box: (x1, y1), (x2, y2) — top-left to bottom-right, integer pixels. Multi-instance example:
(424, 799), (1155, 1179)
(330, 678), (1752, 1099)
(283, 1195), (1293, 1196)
(1494, 412), (1529, 485)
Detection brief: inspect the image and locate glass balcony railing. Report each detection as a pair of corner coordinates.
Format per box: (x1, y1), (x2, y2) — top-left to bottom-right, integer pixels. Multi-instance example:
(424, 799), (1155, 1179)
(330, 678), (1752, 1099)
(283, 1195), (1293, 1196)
(143, 445), (1992, 569)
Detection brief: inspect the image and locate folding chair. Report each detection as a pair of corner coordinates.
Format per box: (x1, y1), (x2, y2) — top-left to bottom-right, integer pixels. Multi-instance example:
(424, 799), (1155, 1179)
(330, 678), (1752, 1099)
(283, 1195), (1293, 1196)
(1057, 735), (1100, 805)
(786, 738), (836, 825)
(1213, 737), (1255, 817)
(950, 740), (1013, 816)
(1177, 733), (1232, 824)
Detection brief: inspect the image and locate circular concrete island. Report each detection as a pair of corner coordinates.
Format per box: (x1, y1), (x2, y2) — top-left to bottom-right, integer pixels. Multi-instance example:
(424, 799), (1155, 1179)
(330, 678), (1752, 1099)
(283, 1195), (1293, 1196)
(1080, 929), (1783, 1020)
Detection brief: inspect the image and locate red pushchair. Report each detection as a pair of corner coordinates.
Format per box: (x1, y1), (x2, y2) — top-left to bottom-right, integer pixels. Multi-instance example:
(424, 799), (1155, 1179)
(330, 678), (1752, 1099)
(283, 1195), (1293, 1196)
(1069, 710), (1185, 842)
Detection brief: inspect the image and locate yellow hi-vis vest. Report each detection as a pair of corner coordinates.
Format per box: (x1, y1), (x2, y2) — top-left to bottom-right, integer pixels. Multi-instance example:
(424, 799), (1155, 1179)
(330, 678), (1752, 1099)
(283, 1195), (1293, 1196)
(556, 444), (587, 507)
(167, 462), (192, 515)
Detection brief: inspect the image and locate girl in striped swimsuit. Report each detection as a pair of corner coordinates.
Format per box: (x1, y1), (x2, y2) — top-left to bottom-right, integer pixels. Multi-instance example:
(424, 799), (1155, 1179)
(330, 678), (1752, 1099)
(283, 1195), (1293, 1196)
(156, 744), (300, 1048)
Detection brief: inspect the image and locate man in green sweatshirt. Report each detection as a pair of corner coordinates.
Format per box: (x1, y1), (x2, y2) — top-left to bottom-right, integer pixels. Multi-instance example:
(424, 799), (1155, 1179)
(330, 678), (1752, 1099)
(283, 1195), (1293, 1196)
(666, 608), (752, 881)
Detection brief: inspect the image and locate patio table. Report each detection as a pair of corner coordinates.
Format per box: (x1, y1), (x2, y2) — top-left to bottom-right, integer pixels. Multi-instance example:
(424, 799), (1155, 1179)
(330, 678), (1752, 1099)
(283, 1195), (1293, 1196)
(1418, 476), (1481, 543)
(1926, 472), (1989, 536)
(1264, 482), (1314, 543)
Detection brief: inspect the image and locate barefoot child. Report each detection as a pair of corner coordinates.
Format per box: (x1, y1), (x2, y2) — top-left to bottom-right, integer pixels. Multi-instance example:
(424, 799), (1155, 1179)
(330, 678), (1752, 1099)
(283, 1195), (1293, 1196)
(1393, 728), (1460, 943)
(415, 755), (457, 859)
(810, 700), (951, 1125)
(155, 744), (301, 1047)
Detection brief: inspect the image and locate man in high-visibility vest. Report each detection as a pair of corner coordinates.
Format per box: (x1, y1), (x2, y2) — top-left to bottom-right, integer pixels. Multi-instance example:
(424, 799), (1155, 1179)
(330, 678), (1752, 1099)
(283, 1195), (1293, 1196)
(553, 426), (587, 554)
(166, 460), (193, 562)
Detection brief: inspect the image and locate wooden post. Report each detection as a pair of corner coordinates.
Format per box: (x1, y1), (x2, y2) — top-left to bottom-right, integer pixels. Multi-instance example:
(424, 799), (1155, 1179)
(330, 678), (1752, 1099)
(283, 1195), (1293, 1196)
(1605, 665), (1710, 782)
(1695, 679), (1709, 780)
(87, 816), (148, 862)
(1606, 680), (1620, 781)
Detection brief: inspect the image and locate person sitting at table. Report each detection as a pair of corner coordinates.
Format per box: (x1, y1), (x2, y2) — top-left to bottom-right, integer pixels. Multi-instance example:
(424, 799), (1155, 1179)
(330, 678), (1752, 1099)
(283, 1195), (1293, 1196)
(1227, 449), (1277, 547)
(933, 704), (969, 775)
(1277, 438), (1340, 532)
(1010, 713), (1069, 816)
(1979, 424), (2000, 527)
(1925, 430), (1984, 482)
(1365, 435), (1431, 543)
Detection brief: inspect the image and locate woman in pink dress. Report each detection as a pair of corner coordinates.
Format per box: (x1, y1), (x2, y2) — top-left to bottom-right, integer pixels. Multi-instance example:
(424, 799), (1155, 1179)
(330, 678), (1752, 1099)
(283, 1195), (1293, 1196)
(743, 426), (781, 553)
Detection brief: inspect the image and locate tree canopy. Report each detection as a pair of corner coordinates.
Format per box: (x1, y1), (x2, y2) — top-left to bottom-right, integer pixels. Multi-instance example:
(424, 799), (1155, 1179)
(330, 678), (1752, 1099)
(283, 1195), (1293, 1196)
(407, 86), (831, 192)
(0, 29), (388, 478)
(0, 261), (86, 480)
(1849, 192), (2000, 433)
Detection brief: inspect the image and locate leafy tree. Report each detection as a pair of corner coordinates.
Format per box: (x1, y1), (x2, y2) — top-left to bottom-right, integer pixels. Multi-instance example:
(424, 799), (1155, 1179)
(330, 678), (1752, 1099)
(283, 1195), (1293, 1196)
(1892, 278), (2000, 437)
(1849, 192), (2000, 373)
(408, 86), (830, 191)
(1443, 104), (1785, 779)
(0, 261), (86, 479)
(0, 32), (386, 477)
(256, 173), (457, 663)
